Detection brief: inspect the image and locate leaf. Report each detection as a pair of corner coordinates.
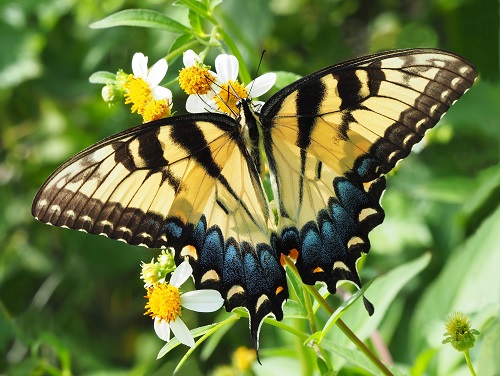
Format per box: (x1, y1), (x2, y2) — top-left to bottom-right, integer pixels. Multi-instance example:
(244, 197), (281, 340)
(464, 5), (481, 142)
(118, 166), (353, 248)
(476, 315), (500, 376)
(319, 278), (376, 341)
(168, 34), (196, 65)
(337, 253), (431, 341)
(188, 9), (203, 35)
(318, 339), (406, 376)
(88, 71), (116, 84)
(410, 204), (500, 374)
(323, 253), (430, 370)
(274, 71), (302, 89)
(176, 0), (209, 18)
(283, 299), (308, 319)
(156, 323), (214, 359)
(285, 266), (305, 308)
(89, 9), (191, 34)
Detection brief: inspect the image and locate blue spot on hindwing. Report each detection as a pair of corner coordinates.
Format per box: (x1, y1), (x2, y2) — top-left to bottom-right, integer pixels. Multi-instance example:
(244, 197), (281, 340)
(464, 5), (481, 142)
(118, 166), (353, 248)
(354, 156), (379, 179)
(317, 209), (346, 259)
(334, 177), (369, 217)
(300, 223), (326, 266)
(163, 219), (183, 240)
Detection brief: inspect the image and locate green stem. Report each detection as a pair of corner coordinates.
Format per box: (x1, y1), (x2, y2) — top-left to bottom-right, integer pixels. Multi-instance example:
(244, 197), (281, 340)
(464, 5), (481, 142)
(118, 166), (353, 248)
(464, 350), (477, 376)
(302, 283), (317, 333)
(285, 258), (393, 376)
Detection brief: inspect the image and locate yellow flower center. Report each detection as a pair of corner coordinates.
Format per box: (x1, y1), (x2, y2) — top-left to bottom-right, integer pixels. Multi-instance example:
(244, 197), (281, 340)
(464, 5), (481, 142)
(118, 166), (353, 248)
(143, 99), (171, 122)
(124, 75), (151, 113)
(178, 66), (215, 95)
(213, 80), (248, 116)
(144, 283), (182, 323)
(123, 75), (171, 122)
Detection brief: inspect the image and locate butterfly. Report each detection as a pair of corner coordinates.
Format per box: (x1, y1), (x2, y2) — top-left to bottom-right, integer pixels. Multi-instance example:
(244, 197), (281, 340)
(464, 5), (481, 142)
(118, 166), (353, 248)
(32, 48), (477, 349)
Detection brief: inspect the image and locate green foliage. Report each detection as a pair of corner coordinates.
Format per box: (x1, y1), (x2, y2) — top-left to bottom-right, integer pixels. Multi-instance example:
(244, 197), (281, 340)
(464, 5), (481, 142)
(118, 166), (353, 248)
(1, 0), (498, 375)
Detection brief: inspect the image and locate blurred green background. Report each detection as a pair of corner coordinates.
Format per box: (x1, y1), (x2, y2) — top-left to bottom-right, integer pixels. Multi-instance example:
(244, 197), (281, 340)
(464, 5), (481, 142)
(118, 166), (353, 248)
(1, 0), (499, 375)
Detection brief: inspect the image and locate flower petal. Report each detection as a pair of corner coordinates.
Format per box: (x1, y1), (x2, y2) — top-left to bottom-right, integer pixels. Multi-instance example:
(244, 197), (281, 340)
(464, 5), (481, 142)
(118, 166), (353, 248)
(181, 290), (224, 312)
(154, 318), (171, 342)
(147, 58), (168, 87)
(170, 259), (192, 287)
(152, 86), (172, 101)
(170, 317), (195, 348)
(132, 52), (148, 78)
(183, 49), (200, 67)
(247, 72), (276, 98)
(215, 54), (239, 83)
(186, 95), (206, 113)
(186, 95), (217, 113)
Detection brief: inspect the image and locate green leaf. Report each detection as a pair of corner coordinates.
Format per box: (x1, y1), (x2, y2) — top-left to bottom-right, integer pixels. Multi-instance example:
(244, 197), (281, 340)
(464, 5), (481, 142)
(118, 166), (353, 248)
(283, 299), (308, 319)
(319, 278), (376, 341)
(156, 323), (216, 359)
(476, 315), (500, 376)
(410, 204), (500, 374)
(89, 9), (191, 34)
(88, 71), (116, 84)
(285, 265), (305, 305)
(188, 9), (203, 35)
(324, 252), (431, 372)
(167, 34), (196, 64)
(274, 71), (302, 89)
(209, 0), (223, 10)
(319, 339), (406, 376)
(200, 312), (237, 361)
(176, 0), (209, 18)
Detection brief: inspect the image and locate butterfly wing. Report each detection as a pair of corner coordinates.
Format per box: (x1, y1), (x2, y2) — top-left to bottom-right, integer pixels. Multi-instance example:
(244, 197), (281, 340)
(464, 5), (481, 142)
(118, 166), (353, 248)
(260, 48), (477, 294)
(32, 113), (288, 346)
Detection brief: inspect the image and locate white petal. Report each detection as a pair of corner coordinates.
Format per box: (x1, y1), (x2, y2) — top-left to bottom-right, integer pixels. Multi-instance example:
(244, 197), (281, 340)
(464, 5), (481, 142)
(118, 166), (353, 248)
(215, 54), (239, 83)
(154, 318), (171, 342)
(170, 259), (192, 287)
(181, 290), (224, 312)
(183, 49), (200, 67)
(186, 95), (207, 113)
(147, 58), (168, 87)
(247, 72), (276, 98)
(152, 86), (172, 101)
(132, 52), (148, 78)
(170, 317), (195, 348)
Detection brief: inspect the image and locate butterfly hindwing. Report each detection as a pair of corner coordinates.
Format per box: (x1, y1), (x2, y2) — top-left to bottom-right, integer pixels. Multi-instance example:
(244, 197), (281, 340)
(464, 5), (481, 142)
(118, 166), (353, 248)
(260, 48), (477, 294)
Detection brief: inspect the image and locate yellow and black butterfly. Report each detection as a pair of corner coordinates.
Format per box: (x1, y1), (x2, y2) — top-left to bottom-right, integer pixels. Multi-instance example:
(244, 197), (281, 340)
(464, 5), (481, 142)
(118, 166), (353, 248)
(32, 48), (477, 348)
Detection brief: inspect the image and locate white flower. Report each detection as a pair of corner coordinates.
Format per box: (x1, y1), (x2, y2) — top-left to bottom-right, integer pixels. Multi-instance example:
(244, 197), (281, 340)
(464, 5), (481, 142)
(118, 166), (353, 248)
(131, 52), (172, 101)
(150, 259), (224, 348)
(186, 53), (276, 117)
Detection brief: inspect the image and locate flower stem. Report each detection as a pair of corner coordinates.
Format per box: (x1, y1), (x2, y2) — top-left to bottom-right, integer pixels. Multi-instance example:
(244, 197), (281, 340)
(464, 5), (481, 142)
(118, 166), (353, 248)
(284, 257), (393, 376)
(464, 350), (477, 376)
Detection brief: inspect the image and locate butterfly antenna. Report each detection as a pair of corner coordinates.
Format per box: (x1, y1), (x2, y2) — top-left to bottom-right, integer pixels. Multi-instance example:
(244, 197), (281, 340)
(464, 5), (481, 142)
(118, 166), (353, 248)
(247, 50), (266, 99)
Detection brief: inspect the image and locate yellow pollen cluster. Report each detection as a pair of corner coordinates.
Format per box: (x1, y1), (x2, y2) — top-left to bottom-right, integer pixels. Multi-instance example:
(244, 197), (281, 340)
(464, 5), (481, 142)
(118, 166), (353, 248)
(214, 80), (248, 116)
(124, 75), (171, 122)
(143, 99), (171, 122)
(144, 283), (182, 323)
(124, 75), (151, 113)
(178, 66), (215, 95)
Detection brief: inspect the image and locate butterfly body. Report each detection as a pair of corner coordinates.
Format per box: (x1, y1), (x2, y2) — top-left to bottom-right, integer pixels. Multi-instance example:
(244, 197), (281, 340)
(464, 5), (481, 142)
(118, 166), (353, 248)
(32, 48), (477, 348)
